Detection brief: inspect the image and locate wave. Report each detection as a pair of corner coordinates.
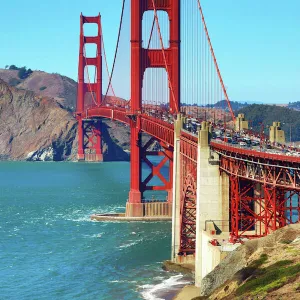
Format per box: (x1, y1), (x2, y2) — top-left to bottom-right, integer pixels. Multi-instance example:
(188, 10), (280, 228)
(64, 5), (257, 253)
(108, 280), (137, 283)
(139, 274), (191, 300)
(118, 238), (144, 249)
(83, 233), (103, 238)
(61, 204), (127, 223)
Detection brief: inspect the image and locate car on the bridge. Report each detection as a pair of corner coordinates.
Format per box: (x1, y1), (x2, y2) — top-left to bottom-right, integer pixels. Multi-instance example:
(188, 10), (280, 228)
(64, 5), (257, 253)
(251, 141), (260, 146)
(239, 141), (247, 146)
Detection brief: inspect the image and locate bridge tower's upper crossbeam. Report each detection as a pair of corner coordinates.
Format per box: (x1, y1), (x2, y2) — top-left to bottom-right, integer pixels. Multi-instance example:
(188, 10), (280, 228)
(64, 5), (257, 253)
(77, 13), (102, 112)
(131, 0), (180, 114)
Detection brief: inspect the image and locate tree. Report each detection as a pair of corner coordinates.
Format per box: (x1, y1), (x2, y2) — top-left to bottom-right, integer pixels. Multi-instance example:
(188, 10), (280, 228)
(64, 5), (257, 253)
(5, 65), (9, 69)
(9, 65), (19, 70)
(18, 67), (33, 79)
(18, 67), (27, 79)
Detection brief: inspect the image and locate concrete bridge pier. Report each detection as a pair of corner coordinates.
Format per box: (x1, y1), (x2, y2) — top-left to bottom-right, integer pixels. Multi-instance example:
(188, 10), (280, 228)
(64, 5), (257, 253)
(171, 114), (183, 262)
(195, 122), (229, 287)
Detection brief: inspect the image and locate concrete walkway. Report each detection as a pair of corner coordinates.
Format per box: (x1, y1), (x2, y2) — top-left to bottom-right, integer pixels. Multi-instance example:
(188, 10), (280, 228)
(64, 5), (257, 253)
(90, 213), (172, 222)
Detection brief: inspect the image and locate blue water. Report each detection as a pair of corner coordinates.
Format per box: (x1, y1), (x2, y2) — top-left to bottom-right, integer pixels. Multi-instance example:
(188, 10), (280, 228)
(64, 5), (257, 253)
(0, 162), (190, 300)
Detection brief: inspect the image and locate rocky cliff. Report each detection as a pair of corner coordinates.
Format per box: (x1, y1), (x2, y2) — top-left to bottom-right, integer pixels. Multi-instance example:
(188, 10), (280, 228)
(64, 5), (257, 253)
(0, 78), (130, 161)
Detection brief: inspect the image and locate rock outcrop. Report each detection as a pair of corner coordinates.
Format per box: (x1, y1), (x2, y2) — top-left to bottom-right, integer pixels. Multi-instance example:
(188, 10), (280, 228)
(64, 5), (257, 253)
(0, 79), (131, 161)
(0, 79), (77, 160)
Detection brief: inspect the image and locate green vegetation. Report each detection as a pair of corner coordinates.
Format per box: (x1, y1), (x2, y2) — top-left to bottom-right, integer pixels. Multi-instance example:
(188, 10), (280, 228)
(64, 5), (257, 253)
(8, 65), (19, 70)
(236, 260), (299, 297)
(238, 104), (300, 141)
(18, 67), (33, 79)
(288, 101), (300, 110)
(8, 78), (21, 87)
(39, 86), (47, 91)
(281, 239), (293, 244)
(234, 254), (268, 284)
(6, 65), (33, 80)
(250, 253), (268, 268)
(214, 100), (249, 111)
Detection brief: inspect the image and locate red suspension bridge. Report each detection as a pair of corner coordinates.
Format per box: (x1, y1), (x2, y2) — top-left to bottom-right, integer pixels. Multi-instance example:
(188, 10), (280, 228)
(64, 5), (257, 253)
(75, 0), (300, 285)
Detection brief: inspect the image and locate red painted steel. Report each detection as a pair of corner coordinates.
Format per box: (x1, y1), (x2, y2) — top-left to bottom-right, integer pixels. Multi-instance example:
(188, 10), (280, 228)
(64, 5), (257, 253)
(140, 137), (173, 201)
(76, 6), (300, 244)
(179, 135), (197, 254)
(128, 0), (180, 204)
(216, 142), (300, 238)
(76, 14), (103, 161)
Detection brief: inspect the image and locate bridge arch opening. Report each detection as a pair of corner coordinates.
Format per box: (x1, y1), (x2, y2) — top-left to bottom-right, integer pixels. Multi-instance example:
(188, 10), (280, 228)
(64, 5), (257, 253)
(84, 65), (97, 84)
(83, 23), (98, 37)
(84, 43), (97, 58)
(142, 68), (169, 117)
(142, 10), (170, 49)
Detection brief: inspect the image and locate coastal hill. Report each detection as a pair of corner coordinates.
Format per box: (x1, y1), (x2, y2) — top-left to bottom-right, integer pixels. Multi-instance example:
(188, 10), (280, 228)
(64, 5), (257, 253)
(0, 69), (130, 161)
(0, 67), (77, 111)
(0, 78), (77, 160)
(238, 104), (300, 142)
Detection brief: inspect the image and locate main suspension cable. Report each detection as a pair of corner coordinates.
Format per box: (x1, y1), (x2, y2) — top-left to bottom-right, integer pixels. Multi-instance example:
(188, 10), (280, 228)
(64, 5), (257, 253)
(100, 22), (116, 98)
(197, 0), (235, 122)
(103, 0), (126, 105)
(151, 0), (179, 114)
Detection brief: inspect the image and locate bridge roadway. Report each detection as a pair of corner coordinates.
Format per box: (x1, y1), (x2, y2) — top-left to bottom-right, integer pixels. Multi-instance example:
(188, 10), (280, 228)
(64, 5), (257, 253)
(82, 105), (300, 169)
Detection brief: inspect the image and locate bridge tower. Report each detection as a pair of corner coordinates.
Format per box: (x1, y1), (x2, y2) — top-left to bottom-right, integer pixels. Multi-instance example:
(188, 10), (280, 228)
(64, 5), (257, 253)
(126, 0), (181, 217)
(76, 14), (103, 162)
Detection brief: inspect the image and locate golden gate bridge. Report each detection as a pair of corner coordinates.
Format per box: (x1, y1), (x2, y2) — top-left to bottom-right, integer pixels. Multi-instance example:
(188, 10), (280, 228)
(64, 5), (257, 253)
(74, 0), (300, 286)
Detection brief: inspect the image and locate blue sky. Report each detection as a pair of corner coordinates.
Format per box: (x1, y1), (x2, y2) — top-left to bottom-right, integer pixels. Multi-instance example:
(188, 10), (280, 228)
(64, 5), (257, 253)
(0, 0), (299, 104)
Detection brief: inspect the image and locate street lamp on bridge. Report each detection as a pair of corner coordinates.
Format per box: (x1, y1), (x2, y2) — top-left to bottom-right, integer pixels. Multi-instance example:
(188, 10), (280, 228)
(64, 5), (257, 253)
(282, 122), (293, 144)
(258, 122), (264, 151)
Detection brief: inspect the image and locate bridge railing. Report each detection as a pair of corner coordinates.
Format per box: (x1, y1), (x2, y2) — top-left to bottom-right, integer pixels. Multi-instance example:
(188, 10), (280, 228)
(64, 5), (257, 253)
(211, 140), (300, 164)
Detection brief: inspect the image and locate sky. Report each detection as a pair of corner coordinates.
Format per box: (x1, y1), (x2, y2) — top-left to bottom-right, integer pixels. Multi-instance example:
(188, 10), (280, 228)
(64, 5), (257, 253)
(0, 0), (299, 104)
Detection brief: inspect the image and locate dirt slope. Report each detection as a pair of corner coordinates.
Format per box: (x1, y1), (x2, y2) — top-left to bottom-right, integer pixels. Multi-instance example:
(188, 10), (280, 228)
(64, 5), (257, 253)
(0, 69), (77, 110)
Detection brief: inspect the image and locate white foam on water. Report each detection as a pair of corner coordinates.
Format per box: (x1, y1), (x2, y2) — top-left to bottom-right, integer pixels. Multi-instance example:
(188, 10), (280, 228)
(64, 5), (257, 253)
(108, 280), (137, 283)
(139, 274), (191, 300)
(118, 238), (143, 249)
(83, 233), (103, 238)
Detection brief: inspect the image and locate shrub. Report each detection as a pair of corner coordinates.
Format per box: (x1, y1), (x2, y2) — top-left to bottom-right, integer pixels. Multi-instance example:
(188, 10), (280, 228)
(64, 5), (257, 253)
(18, 67), (33, 79)
(9, 65), (19, 70)
(8, 78), (21, 87)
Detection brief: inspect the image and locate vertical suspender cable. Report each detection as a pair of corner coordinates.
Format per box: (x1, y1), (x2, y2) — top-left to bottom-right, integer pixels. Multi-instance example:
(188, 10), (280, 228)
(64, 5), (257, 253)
(197, 0), (235, 122)
(103, 0), (126, 105)
(151, 0), (179, 114)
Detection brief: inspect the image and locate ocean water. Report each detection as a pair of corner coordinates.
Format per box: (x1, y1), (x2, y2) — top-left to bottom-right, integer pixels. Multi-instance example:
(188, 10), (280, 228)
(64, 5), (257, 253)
(0, 162), (191, 300)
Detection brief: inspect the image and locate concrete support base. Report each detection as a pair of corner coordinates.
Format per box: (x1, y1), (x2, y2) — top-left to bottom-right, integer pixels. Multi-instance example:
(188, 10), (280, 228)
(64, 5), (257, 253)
(77, 154), (85, 161)
(84, 153), (103, 162)
(125, 202), (172, 218)
(77, 154), (103, 162)
(90, 213), (171, 222)
(195, 124), (229, 287)
(125, 202), (144, 217)
(174, 254), (195, 265)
